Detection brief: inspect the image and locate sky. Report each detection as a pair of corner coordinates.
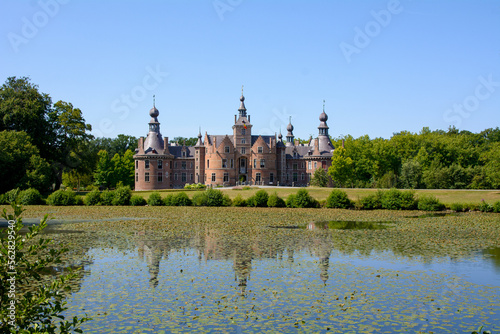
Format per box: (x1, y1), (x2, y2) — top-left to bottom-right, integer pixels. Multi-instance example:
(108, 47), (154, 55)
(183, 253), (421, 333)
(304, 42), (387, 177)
(1, 0), (499, 141)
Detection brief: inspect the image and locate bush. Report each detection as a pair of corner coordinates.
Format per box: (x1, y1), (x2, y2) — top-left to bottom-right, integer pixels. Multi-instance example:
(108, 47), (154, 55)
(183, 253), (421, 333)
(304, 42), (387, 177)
(18, 188), (43, 205)
(172, 192), (192, 206)
(357, 192), (383, 210)
(267, 192), (286, 208)
(450, 202), (464, 212)
(112, 186), (132, 206)
(4, 188), (20, 204)
(0, 194), (5, 205)
(206, 189), (225, 207)
(286, 194), (297, 208)
(184, 183), (207, 190)
(46, 189), (77, 206)
(493, 201), (500, 213)
(294, 189), (318, 208)
(75, 195), (84, 206)
(222, 194), (232, 207)
(163, 194), (175, 206)
(417, 195), (445, 211)
(192, 192), (208, 206)
(381, 189), (417, 210)
(325, 189), (352, 209)
(479, 200), (493, 212)
(253, 190), (269, 207)
(232, 194), (246, 207)
(100, 190), (115, 205)
(246, 196), (256, 207)
(242, 186), (252, 190)
(130, 195), (147, 206)
(148, 192), (163, 206)
(85, 189), (101, 206)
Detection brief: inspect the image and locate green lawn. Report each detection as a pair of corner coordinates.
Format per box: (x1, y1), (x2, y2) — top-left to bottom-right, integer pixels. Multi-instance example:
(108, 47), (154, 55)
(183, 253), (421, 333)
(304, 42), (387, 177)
(132, 187), (500, 205)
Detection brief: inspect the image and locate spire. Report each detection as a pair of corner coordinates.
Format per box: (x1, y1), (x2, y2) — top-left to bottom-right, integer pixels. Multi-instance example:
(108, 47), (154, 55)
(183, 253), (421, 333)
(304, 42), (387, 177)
(318, 100), (328, 136)
(238, 85), (247, 117)
(196, 127), (203, 147)
(286, 116), (294, 146)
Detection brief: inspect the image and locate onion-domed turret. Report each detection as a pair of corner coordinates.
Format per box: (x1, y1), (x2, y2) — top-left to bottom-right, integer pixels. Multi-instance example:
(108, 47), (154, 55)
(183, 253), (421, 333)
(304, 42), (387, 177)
(286, 116), (294, 146)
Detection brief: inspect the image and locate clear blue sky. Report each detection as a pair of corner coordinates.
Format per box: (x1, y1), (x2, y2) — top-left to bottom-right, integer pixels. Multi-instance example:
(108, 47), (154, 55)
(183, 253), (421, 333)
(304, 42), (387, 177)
(1, 0), (499, 140)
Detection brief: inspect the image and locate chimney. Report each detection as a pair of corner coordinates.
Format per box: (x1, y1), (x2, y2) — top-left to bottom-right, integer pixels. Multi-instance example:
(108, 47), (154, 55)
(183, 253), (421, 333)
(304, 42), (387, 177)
(234, 115), (237, 123)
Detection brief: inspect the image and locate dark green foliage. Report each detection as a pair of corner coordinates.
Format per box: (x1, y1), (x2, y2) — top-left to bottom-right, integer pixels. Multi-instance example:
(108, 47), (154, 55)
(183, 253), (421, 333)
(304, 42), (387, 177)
(4, 188), (20, 204)
(18, 188), (43, 205)
(381, 189), (417, 210)
(478, 200), (493, 212)
(232, 194), (246, 207)
(325, 189), (353, 209)
(112, 186), (131, 206)
(417, 195), (445, 211)
(286, 194), (297, 208)
(450, 202), (465, 212)
(163, 194), (175, 206)
(206, 189), (225, 207)
(148, 192), (163, 206)
(493, 201), (500, 213)
(0, 203), (91, 332)
(85, 189), (101, 206)
(0, 194), (5, 205)
(253, 190), (269, 207)
(46, 189), (77, 206)
(246, 196), (256, 207)
(192, 192), (208, 206)
(130, 195), (147, 206)
(222, 194), (232, 207)
(357, 192), (383, 210)
(171, 192), (192, 206)
(100, 190), (115, 205)
(310, 168), (329, 187)
(267, 192), (286, 208)
(293, 189), (319, 208)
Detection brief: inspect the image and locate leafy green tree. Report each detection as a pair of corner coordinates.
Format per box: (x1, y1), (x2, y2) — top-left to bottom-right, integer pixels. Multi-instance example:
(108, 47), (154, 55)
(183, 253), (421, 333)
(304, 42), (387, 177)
(310, 168), (329, 187)
(93, 150), (114, 189)
(170, 137), (198, 146)
(399, 159), (422, 189)
(1, 203), (90, 332)
(328, 147), (354, 187)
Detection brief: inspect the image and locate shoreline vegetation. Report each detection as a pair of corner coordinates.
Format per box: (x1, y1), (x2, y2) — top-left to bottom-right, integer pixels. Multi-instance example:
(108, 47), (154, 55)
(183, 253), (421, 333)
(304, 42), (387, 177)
(2, 186), (499, 213)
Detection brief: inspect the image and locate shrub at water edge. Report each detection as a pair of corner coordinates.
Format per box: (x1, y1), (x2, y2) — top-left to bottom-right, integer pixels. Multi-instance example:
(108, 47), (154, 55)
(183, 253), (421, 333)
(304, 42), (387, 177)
(163, 194), (175, 206)
(222, 194), (232, 207)
(112, 186), (132, 206)
(46, 189), (78, 206)
(85, 189), (101, 206)
(286, 194), (297, 208)
(381, 189), (417, 210)
(357, 191), (383, 210)
(192, 192), (208, 206)
(479, 200), (493, 212)
(293, 189), (319, 208)
(100, 190), (115, 205)
(417, 195), (445, 211)
(267, 192), (286, 208)
(325, 189), (352, 209)
(148, 192), (163, 206)
(130, 195), (147, 206)
(18, 188), (43, 205)
(172, 192), (192, 206)
(493, 201), (500, 213)
(232, 194), (246, 207)
(450, 202), (465, 212)
(206, 189), (225, 207)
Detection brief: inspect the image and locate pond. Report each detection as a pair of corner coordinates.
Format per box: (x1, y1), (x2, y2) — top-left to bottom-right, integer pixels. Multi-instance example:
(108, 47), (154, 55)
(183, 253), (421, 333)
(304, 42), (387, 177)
(10, 207), (500, 333)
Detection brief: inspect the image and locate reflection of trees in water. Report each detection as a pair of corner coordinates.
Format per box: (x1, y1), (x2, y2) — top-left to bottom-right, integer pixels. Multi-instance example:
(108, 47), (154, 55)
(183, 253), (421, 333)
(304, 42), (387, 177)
(483, 247), (500, 272)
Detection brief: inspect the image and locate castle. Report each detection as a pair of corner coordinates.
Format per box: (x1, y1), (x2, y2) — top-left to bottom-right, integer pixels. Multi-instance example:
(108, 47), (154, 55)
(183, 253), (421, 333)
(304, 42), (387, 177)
(133, 91), (335, 190)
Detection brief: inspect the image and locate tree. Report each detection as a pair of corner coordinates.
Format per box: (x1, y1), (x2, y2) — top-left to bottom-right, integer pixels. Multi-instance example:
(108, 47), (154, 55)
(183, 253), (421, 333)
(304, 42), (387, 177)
(310, 168), (329, 187)
(399, 159), (423, 189)
(93, 150), (114, 189)
(328, 147), (354, 187)
(170, 137), (198, 146)
(0, 131), (51, 193)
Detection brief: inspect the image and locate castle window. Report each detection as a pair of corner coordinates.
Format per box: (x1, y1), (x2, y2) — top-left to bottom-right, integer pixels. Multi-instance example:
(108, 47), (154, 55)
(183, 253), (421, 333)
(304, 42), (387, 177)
(258, 147), (263, 153)
(166, 172), (169, 178)
(182, 161), (186, 169)
(211, 173), (216, 182)
(230, 159), (234, 168)
(270, 173), (274, 183)
(190, 173), (193, 181)
(222, 159), (227, 168)
(196, 165), (198, 170)
(174, 173), (178, 181)
(145, 160), (150, 169)
(196, 150), (199, 154)
(158, 173), (163, 182)
(174, 162), (178, 168)
(260, 159), (265, 168)
(190, 162), (193, 168)
(293, 163), (298, 170)
(135, 173), (138, 182)
(308, 161), (312, 170)
(293, 152), (298, 158)
(223, 173), (229, 182)
(135, 161), (138, 169)
(314, 162), (317, 169)
(301, 173), (305, 181)
(307, 173), (311, 180)
(145, 173), (150, 182)
(256, 173), (261, 182)
(242, 128), (246, 135)
(182, 151), (186, 157)
(182, 173), (186, 182)
(225, 146), (230, 153)
(293, 173), (298, 182)
(241, 138), (246, 144)
(301, 162), (305, 168)
(241, 147), (246, 154)
(158, 160), (163, 169)
(207, 160), (209, 168)
(253, 159), (256, 168)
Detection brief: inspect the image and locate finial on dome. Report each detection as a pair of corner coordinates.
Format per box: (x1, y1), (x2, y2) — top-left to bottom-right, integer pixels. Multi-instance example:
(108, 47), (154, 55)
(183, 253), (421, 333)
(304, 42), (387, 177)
(149, 95), (159, 118)
(323, 99), (325, 112)
(154, 95), (156, 107)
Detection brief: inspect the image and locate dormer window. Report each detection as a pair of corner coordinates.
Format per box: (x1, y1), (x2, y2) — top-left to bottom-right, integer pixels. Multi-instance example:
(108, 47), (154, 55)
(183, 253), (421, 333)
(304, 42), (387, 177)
(224, 146), (230, 153)
(182, 151), (186, 157)
(241, 138), (246, 144)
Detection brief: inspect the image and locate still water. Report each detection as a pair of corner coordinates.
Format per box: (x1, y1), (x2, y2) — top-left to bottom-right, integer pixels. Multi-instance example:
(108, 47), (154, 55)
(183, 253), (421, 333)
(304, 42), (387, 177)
(40, 218), (500, 333)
